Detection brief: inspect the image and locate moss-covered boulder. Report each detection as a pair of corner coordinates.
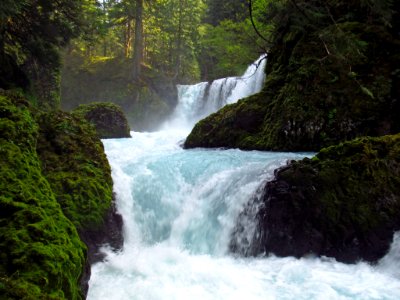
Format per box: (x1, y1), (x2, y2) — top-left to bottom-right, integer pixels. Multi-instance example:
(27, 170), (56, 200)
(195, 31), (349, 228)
(0, 92), (123, 298)
(0, 93), (86, 299)
(242, 134), (400, 263)
(184, 92), (270, 149)
(36, 110), (114, 230)
(35, 108), (123, 295)
(185, 1), (400, 151)
(72, 102), (131, 139)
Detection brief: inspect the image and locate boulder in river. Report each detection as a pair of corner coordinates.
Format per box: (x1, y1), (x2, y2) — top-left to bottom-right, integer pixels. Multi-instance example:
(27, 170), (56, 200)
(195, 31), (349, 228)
(233, 133), (400, 263)
(73, 102), (131, 139)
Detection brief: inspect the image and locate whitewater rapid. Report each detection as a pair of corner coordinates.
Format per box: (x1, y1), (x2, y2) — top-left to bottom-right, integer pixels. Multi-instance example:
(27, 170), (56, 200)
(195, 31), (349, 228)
(87, 56), (400, 299)
(88, 130), (400, 300)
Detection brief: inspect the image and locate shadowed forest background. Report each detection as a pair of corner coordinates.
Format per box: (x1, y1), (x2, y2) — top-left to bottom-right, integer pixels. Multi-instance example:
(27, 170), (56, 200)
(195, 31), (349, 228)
(1, 0), (271, 130)
(60, 0), (270, 130)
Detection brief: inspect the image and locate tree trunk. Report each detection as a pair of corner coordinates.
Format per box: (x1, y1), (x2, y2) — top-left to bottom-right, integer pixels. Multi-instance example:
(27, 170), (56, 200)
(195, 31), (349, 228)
(125, 18), (132, 58)
(175, 0), (183, 78)
(103, 0), (108, 57)
(132, 0), (144, 80)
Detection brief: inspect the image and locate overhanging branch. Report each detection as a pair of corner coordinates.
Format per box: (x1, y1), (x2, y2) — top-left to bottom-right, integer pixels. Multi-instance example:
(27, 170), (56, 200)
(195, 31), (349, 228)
(248, 0), (270, 43)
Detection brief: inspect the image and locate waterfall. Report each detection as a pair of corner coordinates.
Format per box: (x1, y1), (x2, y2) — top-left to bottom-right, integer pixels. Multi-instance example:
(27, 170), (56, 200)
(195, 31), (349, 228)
(87, 55), (400, 300)
(165, 55), (267, 129)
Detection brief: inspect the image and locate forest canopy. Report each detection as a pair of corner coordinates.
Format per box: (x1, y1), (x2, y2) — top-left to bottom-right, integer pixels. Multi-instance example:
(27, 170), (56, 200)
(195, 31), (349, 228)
(67, 0), (269, 82)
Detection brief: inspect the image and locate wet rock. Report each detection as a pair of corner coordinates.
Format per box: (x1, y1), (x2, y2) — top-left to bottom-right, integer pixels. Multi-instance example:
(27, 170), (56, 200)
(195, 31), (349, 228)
(236, 134), (400, 263)
(79, 200), (123, 297)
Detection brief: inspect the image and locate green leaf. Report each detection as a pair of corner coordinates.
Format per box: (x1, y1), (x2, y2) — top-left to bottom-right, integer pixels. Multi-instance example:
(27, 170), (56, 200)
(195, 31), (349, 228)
(360, 86), (374, 99)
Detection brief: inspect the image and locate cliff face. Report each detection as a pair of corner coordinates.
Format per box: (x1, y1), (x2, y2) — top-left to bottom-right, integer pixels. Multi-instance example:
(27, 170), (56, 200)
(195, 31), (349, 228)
(0, 92), (123, 299)
(185, 1), (400, 151)
(231, 134), (400, 263)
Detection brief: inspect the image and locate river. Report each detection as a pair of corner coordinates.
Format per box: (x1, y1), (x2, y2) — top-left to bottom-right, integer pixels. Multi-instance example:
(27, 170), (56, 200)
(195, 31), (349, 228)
(87, 57), (400, 300)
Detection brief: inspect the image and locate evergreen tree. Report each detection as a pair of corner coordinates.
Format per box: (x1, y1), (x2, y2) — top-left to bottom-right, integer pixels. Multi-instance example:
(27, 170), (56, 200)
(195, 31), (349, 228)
(132, 0), (143, 79)
(0, 0), (87, 108)
(204, 0), (247, 25)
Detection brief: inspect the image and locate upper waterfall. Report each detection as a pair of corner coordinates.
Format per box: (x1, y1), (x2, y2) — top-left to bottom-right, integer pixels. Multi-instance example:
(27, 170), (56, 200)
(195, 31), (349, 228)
(165, 55), (267, 129)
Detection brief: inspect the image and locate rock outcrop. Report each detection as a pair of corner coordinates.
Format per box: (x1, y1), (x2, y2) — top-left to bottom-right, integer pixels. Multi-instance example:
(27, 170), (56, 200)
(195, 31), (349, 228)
(241, 134), (400, 263)
(73, 102), (131, 139)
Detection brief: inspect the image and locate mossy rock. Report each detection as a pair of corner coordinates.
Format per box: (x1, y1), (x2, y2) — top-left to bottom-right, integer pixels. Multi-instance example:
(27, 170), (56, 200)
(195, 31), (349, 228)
(0, 93), (86, 299)
(184, 92), (270, 150)
(185, 1), (400, 151)
(0, 91), (120, 298)
(35, 110), (113, 230)
(245, 133), (400, 262)
(73, 102), (131, 139)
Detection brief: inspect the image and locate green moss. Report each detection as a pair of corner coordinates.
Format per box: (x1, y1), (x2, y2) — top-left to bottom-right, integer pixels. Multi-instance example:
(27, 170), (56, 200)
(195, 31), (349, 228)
(73, 102), (131, 139)
(0, 90), (116, 298)
(279, 133), (400, 234)
(36, 110), (113, 230)
(0, 94), (85, 299)
(185, 92), (270, 149)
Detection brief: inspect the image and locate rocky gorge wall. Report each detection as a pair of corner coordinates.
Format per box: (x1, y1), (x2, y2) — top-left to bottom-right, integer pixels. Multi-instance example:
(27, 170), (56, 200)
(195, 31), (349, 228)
(185, 1), (400, 151)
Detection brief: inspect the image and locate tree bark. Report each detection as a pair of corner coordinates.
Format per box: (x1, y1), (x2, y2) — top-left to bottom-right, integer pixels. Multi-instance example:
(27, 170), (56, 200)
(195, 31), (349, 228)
(132, 0), (144, 80)
(175, 0), (183, 78)
(125, 18), (132, 58)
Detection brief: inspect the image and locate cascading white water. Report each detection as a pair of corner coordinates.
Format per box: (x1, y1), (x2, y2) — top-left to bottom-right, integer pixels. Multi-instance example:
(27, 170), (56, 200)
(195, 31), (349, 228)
(166, 55), (266, 129)
(88, 56), (400, 300)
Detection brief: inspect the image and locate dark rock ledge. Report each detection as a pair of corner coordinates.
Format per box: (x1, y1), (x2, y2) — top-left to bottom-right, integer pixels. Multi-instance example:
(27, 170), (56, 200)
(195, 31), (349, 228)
(79, 199), (123, 297)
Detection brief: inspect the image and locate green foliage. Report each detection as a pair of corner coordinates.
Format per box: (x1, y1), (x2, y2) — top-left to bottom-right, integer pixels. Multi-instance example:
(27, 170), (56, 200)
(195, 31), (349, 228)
(203, 0), (247, 25)
(145, 0), (205, 82)
(0, 93), (86, 299)
(0, 0), (89, 109)
(64, 0), (270, 83)
(197, 20), (261, 80)
(69, 0), (206, 82)
(197, 0), (272, 80)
